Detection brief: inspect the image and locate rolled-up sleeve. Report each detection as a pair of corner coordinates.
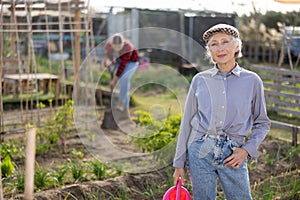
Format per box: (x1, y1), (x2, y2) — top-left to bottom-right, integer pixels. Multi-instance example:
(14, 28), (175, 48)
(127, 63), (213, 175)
(242, 76), (271, 158)
(173, 78), (198, 168)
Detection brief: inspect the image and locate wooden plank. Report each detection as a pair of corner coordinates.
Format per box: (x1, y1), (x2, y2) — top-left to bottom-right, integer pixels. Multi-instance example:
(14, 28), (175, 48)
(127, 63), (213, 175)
(270, 120), (298, 131)
(260, 74), (300, 84)
(249, 65), (300, 76)
(267, 106), (300, 116)
(266, 97), (300, 108)
(264, 82), (300, 93)
(3, 73), (58, 81)
(265, 90), (300, 100)
(271, 120), (299, 146)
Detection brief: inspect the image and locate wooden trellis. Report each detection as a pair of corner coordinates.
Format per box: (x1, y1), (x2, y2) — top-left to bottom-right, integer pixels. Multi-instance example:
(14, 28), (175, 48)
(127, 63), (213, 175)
(0, 0), (93, 133)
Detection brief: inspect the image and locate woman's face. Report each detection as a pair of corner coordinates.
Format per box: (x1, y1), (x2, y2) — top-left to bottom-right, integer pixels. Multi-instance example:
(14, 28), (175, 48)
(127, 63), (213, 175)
(208, 33), (238, 64)
(111, 43), (124, 52)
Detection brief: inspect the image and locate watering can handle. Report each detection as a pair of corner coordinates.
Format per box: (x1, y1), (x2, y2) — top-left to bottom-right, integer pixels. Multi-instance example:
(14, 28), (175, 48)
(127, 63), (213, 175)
(176, 177), (182, 200)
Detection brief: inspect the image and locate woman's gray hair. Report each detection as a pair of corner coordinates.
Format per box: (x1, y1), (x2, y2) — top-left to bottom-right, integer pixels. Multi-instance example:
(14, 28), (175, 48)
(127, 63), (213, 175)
(205, 36), (243, 63)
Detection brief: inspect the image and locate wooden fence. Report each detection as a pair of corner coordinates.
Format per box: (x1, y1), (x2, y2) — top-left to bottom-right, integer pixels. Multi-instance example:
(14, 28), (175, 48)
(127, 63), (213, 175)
(248, 65), (300, 145)
(242, 40), (281, 64)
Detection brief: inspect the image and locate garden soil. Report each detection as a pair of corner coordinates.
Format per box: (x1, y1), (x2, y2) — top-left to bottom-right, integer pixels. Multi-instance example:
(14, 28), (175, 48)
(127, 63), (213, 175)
(4, 120), (300, 200)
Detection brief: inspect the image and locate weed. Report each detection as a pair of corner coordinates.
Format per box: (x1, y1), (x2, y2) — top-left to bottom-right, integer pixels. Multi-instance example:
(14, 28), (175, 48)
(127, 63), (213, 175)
(71, 148), (84, 158)
(34, 163), (52, 190)
(90, 160), (107, 180)
(69, 159), (84, 183)
(15, 171), (25, 193)
(53, 165), (69, 186)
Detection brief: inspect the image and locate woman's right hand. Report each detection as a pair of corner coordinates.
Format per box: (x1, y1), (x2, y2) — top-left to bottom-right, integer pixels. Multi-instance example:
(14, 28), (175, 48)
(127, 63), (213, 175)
(173, 168), (185, 186)
(103, 57), (113, 67)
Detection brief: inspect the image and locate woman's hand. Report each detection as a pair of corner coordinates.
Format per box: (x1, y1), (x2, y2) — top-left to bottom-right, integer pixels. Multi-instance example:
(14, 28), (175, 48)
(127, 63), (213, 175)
(103, 57), (114, 67)
(173, 168), (185, 186)
(223, 147), (248, 168)
(109, 76), (118, 88)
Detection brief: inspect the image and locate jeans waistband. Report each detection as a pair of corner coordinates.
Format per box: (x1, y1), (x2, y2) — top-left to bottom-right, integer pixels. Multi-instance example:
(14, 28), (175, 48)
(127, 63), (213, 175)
(205, 133), (230, 141)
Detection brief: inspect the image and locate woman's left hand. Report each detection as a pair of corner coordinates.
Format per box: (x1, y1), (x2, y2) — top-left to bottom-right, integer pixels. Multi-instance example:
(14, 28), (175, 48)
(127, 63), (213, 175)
(223, 147), (249, 168)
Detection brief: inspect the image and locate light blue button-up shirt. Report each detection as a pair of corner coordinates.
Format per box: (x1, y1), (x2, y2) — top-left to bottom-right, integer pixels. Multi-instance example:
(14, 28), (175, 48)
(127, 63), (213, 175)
(173, 64), (271, 168)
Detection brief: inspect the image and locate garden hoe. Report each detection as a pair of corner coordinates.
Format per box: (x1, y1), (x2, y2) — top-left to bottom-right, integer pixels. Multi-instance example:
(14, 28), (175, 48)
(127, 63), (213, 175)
(101, 66), (118, 129)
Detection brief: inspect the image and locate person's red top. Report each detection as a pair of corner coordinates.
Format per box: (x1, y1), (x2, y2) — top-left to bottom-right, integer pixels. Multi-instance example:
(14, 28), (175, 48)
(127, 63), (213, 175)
(105, 40), (139, 77)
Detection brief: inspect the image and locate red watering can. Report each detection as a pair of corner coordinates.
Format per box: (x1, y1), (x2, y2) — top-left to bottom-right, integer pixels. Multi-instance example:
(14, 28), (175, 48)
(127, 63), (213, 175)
(162, 178), (191, 200)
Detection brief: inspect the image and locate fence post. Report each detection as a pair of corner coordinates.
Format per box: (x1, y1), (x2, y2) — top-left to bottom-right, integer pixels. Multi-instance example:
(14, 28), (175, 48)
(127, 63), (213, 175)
(0, 156), (3, 200)
(292, 126), (298, 147)
(254, 40), (259, 63)
(268, 41), (272, 64)
(249, 40), (253, 62)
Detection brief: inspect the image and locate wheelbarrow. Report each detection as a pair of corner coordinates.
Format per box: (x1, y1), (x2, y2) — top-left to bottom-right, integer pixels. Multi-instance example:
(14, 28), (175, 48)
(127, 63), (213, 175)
(101, 66), (118, 129)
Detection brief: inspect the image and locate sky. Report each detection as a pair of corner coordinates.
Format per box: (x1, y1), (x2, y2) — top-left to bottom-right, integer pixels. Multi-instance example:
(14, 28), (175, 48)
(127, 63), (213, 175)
(88, 0), (300, 16)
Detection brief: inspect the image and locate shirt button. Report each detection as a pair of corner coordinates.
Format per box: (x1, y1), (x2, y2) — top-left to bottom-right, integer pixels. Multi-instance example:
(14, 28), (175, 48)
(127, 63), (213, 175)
(222, 91), (225, 94)
(224, 78), (226, 80)
(221, 106), (225, 109)
(220, 121), (223, 124)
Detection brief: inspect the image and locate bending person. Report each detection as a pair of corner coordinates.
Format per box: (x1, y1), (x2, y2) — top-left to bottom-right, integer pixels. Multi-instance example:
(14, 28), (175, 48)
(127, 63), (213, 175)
(104, 33), (139, 120)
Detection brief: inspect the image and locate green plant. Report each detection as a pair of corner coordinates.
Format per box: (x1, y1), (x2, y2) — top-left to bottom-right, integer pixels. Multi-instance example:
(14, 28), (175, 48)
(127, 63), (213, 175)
(71, 148), (84, 158)
(53, 165), (68, 186)
(34, 163), (52, 190)
(36, 100), (74, 153)
(132, 181), (161, 199)
(132, 110), (154, 126)
(90, 160), (107, 180)
(35, 143), (49, 156)
(0, 142), (20, 158)
(0, 142), (20, 178)
(15, 171), (25, 193)
(37, 102), (46, 109)
(251, 169), (300, 200)
(131, 110), (181, 152)
(69, 159), (84, 183)
(115, 186), (130, 200)
(286, 145), (300, 161)
(1, 155), (15, 178)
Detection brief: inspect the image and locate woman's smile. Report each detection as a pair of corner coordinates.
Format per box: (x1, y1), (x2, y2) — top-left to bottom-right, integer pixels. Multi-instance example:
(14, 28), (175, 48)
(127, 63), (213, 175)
(217, 54), (227, 58)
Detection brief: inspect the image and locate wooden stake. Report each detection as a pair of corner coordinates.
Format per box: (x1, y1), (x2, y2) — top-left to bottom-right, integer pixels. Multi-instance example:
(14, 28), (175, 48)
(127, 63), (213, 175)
(24, 128), (37, 200)
(73, 3), (81, 102)
(0, 157), (3, 200)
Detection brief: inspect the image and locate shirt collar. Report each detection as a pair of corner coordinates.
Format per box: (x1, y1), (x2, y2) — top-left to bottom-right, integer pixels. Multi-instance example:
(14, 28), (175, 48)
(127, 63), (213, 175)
(211, 64), (242, 77)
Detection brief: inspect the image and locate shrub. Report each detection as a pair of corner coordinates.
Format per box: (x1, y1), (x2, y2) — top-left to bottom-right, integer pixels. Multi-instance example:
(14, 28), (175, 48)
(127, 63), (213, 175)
(1, 155), (15, 178)
(131, 110), (181, 152)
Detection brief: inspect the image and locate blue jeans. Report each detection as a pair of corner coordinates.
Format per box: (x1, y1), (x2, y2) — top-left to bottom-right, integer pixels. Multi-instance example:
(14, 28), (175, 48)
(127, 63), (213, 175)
(187, 134), (252, 200)
(115, 61), (138, 108)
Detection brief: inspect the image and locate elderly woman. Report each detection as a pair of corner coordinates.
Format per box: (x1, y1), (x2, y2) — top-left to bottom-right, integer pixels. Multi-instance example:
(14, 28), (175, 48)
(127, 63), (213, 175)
(172, 24), (270, 200)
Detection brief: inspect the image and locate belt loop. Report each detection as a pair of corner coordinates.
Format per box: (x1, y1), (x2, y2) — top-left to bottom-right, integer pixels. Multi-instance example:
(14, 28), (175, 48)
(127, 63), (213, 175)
(226, 135), (230, 141)
(204, 134), (208, 140)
